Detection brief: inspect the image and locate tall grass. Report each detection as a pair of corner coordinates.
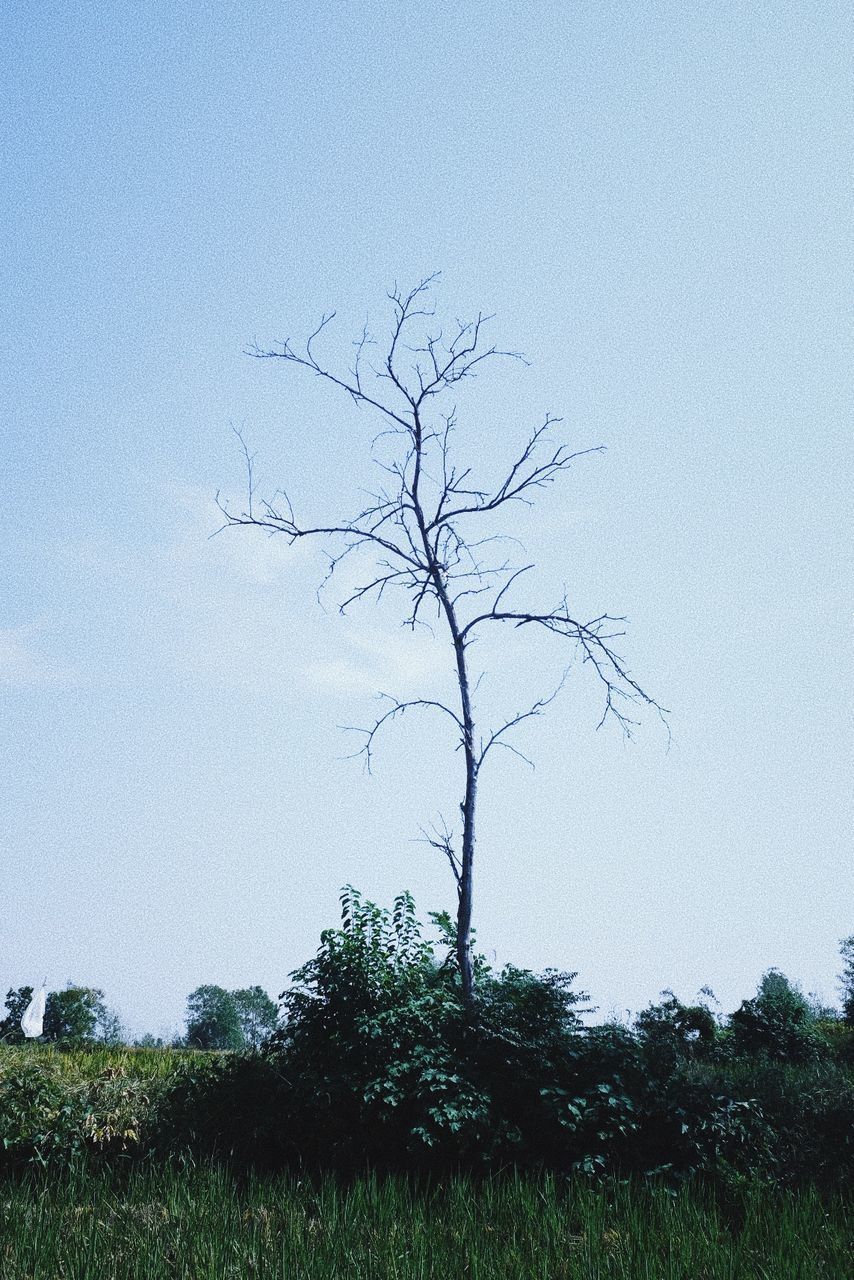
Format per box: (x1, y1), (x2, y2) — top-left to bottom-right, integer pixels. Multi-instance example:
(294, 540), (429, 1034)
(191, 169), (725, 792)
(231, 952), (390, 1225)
(0, 1045), (200, 1082)
(0, 1164), (849, 1279)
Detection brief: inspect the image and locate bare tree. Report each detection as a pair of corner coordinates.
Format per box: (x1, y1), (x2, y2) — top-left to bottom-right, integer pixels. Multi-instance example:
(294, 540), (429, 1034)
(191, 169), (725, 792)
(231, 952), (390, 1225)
(218, 277), (666, 1005)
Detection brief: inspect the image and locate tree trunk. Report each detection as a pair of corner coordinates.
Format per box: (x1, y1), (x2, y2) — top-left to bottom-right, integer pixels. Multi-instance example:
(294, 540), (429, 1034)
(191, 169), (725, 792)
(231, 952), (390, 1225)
(457, 752), (477, 1004)
(410, 405), (481, 1004)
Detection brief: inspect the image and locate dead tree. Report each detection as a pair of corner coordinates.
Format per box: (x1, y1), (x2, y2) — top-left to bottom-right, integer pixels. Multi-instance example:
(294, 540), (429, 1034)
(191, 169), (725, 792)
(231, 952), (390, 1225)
(218, 277), (666, 1005)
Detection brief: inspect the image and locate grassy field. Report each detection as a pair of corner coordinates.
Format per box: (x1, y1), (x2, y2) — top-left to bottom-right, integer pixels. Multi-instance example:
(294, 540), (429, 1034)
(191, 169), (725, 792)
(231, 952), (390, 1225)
(0, 1164), (850, 1279)
(1, 1046), (852, 1276)
(0, 1044), (197, 1080)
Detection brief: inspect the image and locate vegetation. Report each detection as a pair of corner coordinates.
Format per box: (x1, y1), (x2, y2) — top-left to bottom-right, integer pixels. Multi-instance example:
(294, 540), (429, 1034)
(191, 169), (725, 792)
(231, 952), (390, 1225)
(1, 984), (124, 1047)
(2, 901), (854, 1277)
(0, 1164), (850, 1279)
(184, 985), (277, 1051)
(1, 892), (853, 1194)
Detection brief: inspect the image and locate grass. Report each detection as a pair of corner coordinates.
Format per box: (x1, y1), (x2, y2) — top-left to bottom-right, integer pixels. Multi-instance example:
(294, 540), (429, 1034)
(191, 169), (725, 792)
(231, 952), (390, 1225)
(0, 1045), (201, 1082)
(0, 1164), (850, 1279)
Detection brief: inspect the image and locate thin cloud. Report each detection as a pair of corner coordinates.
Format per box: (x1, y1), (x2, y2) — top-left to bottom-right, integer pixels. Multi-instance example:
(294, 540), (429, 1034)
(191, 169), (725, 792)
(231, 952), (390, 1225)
(166, 480), (308, 587)
(304, 624), (449, 699)
(0, 624), (78, 688)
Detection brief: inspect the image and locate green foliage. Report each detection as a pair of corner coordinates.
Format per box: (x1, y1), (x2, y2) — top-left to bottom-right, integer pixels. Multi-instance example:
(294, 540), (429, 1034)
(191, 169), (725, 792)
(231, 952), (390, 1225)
(0, 1049), (176, 1169)
(268, 887), (462, 1167)
(232, 986), (279, 1048)
(44, 985), (108, 1045)
(134, 1032), (165, 1048)
(1, 892), (854, 1190)
(839, 935), (854, 1025)
(635, 990), (718, 1073)
(184, 984), (278, 1050)
(266, 890), (629, 1172)
(729, 970), (825, 1064)
(0, 988), (33, 1045)
(2, 985), (123, 1047)
(184, 985), (245, 1051)
(154, 895), (854, 1183)
(675, 1057), (854, 1187)
(0, 1055), (69, 1167)
(93, 1006), (126, 1046)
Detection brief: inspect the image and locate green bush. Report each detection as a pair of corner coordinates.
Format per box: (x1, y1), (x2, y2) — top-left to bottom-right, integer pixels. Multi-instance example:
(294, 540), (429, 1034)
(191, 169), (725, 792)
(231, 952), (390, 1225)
(635, 991), (718, 1073)
(729, 970), (826, 1064)
(0, 1047), (187, 1170)
(2, 895), (854, 1188)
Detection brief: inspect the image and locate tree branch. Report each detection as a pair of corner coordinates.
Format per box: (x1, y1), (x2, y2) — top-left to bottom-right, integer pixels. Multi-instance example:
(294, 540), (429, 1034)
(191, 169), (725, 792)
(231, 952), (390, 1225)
(462, 604), (667, 738)
(417, 819), (462, 887)
(429, 419), (604, 529)
(478, 670), (569, 767)
(346, 694), (464, 774)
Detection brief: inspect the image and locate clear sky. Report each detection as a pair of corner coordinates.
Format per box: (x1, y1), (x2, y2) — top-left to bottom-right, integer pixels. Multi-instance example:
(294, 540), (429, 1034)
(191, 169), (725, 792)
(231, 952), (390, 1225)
(2, 0), (851, 1038)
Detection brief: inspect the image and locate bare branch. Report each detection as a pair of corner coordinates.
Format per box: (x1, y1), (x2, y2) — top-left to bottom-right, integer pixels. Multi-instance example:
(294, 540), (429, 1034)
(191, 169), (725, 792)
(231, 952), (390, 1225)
(246, 313), (415, 431)
(462, 603), (667, 738)
(337, 567), (420, 614)
(416, 818), (461, 887)
(215, 488), (425, 572)
(478, 669), (570, 767)
(346, 693), (464, 774)
(430, 419), (604, 528)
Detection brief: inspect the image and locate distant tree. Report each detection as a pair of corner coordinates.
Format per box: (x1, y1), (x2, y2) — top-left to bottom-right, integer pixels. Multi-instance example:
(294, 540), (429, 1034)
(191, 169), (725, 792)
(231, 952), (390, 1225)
(134, 1032), (165, 1049)
(839, 937), (854, 1025)
(232, 986), (279, 1049)
(43, 984), (106, 1044)
(95, 1005), (126, 1046)
(729, 969), (824, 1063)
(0, 986), (33, 1044)
(218, 278), (667, 1004)
(635, 990), (717, 1069)
(184, 985), (245, 1051)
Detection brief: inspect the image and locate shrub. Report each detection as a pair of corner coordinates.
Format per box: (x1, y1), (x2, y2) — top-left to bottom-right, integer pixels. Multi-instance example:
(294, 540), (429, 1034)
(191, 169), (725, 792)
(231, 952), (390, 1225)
(0, 987), (33, 1046)
(839, 936), (854, 1025)
(729, 970), (825, 1064)
(635, 991), (718, 1073)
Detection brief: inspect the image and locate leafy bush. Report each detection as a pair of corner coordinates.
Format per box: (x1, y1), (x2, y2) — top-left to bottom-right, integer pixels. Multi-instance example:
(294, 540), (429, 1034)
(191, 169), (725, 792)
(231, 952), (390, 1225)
(266, 887), (473, 1168)
(635, 991), (718, 1073)
(154, 895), (854, 1184)
(839, 936), (854, 1025)
(729, 970), (826, 1064)
(0, 1047), (192, 1170)
(2, 894), (854, 1189)
(0, 1056), (70, 1167)
(197, 887), (593, 1172)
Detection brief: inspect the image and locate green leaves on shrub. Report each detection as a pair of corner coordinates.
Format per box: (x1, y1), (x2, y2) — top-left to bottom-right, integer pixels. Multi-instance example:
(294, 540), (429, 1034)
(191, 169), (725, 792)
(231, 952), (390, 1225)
(729, 970), (825, 1064)
(2, 895), (854, 1187)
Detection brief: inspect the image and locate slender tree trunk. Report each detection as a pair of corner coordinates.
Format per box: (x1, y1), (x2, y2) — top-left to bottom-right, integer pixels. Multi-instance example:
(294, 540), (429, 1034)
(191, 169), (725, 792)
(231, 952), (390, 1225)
(456, 697), (477, 1005)
(441, 606), (477, 1005)
(411, 407), (477, 1004)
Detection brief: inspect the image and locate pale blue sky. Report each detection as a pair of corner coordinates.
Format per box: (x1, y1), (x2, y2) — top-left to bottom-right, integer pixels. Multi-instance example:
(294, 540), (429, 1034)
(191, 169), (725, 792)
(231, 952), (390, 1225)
(2, 1), (851, 1036)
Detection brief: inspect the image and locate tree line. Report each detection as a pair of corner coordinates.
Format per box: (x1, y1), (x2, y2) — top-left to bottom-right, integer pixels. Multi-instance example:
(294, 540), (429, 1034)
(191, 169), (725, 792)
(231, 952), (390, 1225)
(3, 900), (854, 1184)
(0, 982), (278, 1051)
(3, 926), (854, 1054)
